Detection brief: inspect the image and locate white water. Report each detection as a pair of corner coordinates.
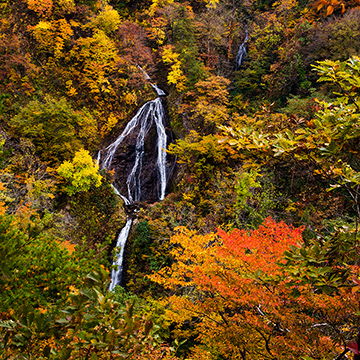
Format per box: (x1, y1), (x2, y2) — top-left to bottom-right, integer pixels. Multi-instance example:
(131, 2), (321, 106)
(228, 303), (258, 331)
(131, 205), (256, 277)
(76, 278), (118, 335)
(151, 83), (166, 97)
(137, 64), (151, 81)
(101, 98), (167, 203)
(99, 82), (168, 289)
(111, 184), (130, 206)
(108, 218), (133, 291)
(137, 64), (166, 97)
(235, 31), (249, 70)
(153, 100), (167, 200)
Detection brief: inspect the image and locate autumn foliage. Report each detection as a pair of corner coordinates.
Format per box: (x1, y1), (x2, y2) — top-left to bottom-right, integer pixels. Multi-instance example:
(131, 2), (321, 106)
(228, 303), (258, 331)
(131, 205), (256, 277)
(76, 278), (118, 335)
(2, 0), (360, 358)
(151, 218), (360, 359)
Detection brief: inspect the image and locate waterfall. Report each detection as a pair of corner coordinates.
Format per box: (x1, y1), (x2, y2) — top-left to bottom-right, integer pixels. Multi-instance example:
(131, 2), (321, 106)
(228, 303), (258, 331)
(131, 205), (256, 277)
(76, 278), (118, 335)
(137, 64), (167, 97)
(108, 218), (133, 291)
(151, 84), (166, 97)
(235, 31), (249, 70)
(98, 85), (168, 289)
(153, 102), (167, 200)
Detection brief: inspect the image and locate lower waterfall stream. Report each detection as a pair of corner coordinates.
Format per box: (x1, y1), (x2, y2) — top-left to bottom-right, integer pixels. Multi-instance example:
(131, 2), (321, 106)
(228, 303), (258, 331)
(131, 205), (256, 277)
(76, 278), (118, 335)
(98, 92), (168, 290)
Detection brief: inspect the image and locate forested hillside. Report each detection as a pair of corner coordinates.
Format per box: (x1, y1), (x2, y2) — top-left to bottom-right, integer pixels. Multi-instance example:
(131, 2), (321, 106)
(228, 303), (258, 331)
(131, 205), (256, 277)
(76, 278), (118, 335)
(1, 0), (360, 358)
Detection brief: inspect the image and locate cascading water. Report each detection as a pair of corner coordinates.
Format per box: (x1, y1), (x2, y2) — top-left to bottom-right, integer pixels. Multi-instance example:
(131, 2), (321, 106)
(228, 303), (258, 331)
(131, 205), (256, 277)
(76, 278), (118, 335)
(98, 81), (168, 290)
(235, 31), (249, 70)
(108, 218), (133, 291)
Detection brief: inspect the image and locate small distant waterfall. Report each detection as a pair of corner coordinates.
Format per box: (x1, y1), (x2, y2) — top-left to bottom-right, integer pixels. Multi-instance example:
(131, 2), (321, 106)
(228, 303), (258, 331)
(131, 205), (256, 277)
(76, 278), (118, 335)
(235, 31), (249, 70)
(98, 78), (168, 289)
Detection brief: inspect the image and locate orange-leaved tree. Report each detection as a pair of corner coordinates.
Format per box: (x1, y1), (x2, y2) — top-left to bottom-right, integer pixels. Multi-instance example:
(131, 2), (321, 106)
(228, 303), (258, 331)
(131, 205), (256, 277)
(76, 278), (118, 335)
(150, 218), (360, 359)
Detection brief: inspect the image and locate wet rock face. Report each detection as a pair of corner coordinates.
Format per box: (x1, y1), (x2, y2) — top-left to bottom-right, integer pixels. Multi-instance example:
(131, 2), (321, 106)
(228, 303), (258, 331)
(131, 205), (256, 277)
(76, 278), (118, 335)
(110, 129), (159, 202)
(102, 98), (175, 203)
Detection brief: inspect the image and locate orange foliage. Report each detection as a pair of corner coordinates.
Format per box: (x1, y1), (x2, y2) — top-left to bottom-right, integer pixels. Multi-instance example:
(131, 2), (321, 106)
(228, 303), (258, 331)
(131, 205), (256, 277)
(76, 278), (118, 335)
(59, 240), (76, 254)
(151, 218), (359, 359)
(0, 182), (6, 215)
(27, 0), (53, 17)
(0, 202), (6, 216)
(13, 202), (35, 229)
(315, 0), (360, 16)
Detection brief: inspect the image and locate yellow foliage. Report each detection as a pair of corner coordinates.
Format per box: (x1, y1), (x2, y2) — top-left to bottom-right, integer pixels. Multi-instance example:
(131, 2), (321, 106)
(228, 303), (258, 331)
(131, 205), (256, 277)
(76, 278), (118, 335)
(57, 149), (102, 196)
(34, 20), (51, 32)
(273, 0), (298, 11)
(147, 16), (167, 45)
(162, 45), (187, 91)
(100, 112), (118, 136)
(30, 20), (52, 49)
(182, 75), (230, 133)
(73, 30), (119, 64)
(66, 80), (78, 97)
(56, 0), (75, 11)
(106, 113), (118, 131)
(73, 111), (97, 149)
(69, 30), (119, 96)
(30, 19), (73, 58)
(123, 90), (138, 105)
(88, 4), (121, 34)
(182, 192), (195, 201)
(25, 175), (56, 211)
(162, 45), (179, 65)
(204, 0), (220, 8)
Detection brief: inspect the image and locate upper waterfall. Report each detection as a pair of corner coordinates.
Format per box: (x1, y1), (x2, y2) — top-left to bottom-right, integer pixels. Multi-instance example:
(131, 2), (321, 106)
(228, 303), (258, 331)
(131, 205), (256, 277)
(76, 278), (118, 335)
(99, 97), (168, 203)
(235, 31), (249, 70)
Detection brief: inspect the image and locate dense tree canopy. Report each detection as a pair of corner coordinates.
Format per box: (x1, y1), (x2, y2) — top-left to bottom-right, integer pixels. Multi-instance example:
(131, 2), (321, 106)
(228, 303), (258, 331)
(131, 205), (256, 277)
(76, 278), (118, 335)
(1, 0), (360, 358)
